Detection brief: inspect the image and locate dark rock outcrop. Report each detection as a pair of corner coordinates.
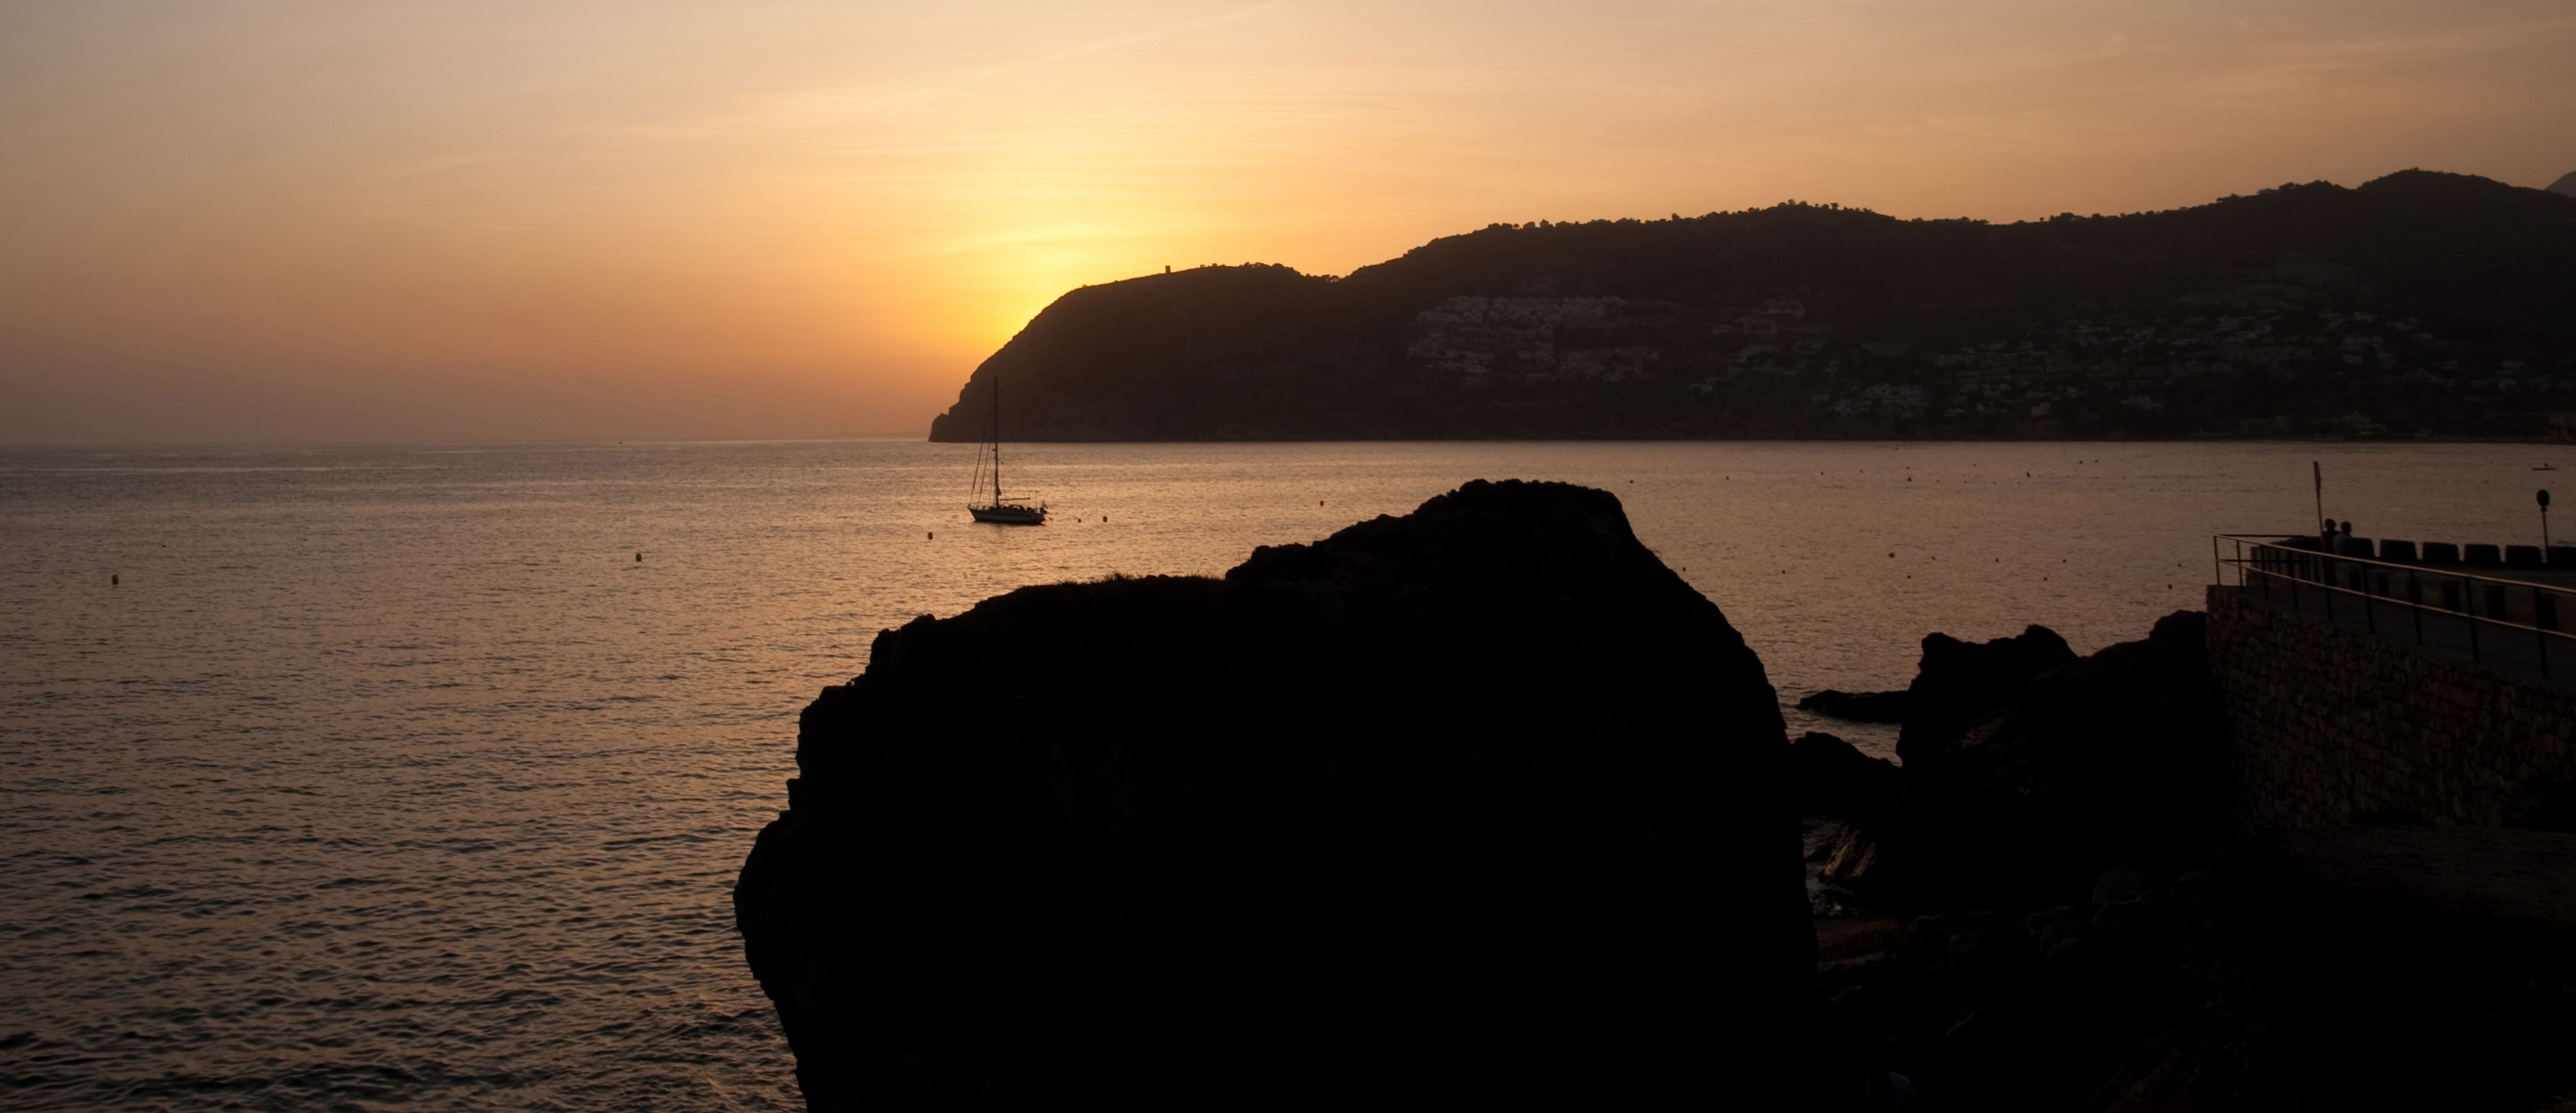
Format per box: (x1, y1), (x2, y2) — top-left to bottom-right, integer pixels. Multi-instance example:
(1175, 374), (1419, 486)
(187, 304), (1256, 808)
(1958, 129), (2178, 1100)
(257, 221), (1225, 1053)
(1809, 610), (2576, 1110)
(1807, 613), (2233, 1108)
(735, 480), (1815, 1111)
(2165, 826), (2576, 1112)
(1789, 731), (1899, 815)
(1808, 870), (2212, 1113)
(1829, 611), (2229, 911)
(1871, 829), (2576, 1112)
(1797, 688), (1912, 723)
(1892, 624), (2076, 769)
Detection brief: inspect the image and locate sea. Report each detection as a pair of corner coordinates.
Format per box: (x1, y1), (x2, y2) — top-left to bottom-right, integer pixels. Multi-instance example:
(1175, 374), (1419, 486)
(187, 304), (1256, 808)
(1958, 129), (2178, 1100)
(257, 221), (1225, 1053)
(2, 439), (2561, 1111)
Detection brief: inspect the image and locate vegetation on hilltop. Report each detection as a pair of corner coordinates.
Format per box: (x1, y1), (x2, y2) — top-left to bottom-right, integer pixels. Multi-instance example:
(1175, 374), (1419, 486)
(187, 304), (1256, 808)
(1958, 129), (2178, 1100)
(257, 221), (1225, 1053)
(928, 171), (2576, 441)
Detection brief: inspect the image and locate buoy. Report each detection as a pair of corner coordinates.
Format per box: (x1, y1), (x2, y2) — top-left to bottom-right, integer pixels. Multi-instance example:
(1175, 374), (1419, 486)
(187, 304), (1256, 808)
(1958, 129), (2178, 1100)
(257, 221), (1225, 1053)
(636, 552), (643, 562)
(928, 532), (934, 540)
(111, 574), (118, 586)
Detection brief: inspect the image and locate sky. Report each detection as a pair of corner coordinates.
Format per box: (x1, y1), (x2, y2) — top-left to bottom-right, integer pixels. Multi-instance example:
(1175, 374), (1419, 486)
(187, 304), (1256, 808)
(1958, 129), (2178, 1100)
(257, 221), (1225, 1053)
(2, 0), (2571, 444)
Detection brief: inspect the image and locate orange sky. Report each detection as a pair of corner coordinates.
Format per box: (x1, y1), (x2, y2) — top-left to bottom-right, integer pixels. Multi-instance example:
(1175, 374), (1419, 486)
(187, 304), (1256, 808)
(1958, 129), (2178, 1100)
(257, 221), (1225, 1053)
(3, 0), (2570, 443)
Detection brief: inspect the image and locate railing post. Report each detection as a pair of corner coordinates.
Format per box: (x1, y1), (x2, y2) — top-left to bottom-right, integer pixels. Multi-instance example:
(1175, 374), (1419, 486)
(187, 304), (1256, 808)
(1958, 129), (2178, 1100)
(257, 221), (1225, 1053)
(2324, 558), (2335, 622)
(2214, 532), (2576, 682)
(2468, 574), (2482, 661)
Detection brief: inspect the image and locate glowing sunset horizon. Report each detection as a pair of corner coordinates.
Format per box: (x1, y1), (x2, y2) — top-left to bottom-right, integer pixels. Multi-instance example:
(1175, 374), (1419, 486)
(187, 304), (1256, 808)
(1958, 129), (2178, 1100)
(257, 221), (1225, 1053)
(3, 0), (2569, 444)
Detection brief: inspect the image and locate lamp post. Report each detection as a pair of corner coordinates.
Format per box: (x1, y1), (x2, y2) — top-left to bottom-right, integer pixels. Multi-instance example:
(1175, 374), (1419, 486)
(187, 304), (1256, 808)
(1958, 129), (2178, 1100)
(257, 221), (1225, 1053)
(2543, 489), (2553, 549)
(2314, 461), (2325, 539)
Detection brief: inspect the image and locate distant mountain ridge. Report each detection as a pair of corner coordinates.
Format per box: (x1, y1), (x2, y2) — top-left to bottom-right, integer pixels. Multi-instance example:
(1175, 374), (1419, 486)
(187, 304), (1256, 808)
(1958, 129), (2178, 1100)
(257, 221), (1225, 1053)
(928, 171), (2576, 442)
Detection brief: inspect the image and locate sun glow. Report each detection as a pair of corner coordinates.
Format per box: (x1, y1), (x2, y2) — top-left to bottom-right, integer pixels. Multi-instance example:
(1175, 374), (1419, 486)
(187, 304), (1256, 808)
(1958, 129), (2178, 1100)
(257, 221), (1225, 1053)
(2, 0), (2569, 442)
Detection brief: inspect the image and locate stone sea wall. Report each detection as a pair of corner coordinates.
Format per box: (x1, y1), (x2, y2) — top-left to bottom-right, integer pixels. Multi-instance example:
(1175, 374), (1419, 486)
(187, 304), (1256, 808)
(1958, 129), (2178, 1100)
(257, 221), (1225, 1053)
(2206, 584), (2576, 829)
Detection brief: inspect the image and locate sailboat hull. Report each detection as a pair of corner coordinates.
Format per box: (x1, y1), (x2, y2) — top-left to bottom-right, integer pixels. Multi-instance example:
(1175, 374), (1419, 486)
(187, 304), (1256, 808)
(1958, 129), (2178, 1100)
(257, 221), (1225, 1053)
(970, 505), (1047, 525)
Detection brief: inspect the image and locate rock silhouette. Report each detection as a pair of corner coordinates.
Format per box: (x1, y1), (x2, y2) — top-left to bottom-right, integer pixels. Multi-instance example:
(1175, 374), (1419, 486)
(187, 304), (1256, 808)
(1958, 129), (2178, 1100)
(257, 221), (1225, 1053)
(1892, 624), (2077, 769)
(1799, 608), (2576, 1108)
(1829, 611), (2229, 911)
(735, 480), (1814, 1111)
(1797, 687), (1912, 723)
(1808, 613), (2237, 1106)
(1789, 731), (1900, 815)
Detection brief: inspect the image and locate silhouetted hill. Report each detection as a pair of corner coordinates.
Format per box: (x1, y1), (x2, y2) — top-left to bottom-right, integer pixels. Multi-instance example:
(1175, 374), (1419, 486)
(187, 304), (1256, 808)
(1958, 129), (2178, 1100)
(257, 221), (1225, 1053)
(2552, 171), (2576, 199)
(928, 171), (2576, 441)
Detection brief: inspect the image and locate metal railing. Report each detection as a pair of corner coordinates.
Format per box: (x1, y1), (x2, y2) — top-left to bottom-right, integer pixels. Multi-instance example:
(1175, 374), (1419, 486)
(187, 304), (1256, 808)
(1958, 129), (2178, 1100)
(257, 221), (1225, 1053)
(2213, 533), (2576, 679)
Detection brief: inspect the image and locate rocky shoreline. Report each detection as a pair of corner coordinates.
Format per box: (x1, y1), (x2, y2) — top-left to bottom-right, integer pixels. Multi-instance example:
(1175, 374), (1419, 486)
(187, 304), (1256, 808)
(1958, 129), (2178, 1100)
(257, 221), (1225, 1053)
(738, 481), (2576, 1111)
(1792, 617), (2576, 1111)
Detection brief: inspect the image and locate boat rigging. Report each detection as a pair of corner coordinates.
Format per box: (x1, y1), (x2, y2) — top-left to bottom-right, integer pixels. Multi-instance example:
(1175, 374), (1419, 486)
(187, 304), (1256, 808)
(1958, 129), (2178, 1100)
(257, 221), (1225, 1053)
(967, 374), (1047, 525)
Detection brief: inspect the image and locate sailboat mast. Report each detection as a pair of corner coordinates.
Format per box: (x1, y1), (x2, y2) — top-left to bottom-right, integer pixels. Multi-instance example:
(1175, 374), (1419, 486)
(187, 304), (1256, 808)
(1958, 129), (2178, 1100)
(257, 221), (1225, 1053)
(989, 375), (1004, 506)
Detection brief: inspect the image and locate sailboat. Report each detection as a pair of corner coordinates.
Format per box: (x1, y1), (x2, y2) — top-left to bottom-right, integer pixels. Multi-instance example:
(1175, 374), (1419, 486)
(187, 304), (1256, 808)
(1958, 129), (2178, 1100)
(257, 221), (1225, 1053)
(967, 375), (1047, 525)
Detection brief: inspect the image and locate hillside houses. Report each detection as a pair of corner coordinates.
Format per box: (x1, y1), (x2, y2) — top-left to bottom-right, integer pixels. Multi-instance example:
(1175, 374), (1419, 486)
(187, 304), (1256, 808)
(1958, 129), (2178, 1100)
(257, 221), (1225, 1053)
(1409, 295), (2569, 438)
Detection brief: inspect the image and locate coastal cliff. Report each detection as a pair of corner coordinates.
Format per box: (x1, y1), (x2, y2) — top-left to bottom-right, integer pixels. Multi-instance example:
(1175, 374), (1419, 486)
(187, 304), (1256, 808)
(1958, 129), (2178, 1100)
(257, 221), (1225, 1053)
(735, 481), (1816, 1109)
(928, 171), (2576, 442)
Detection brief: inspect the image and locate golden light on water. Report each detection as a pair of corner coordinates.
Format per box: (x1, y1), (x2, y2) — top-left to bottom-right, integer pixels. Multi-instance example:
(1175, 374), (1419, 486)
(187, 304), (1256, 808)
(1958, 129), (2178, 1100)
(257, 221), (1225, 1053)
(2, 0), (2570, 442)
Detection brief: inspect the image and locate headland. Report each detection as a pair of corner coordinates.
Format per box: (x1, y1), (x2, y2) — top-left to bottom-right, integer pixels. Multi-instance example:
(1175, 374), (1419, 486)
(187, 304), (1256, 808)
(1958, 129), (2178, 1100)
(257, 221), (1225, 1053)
(926, 171), (2576, 443)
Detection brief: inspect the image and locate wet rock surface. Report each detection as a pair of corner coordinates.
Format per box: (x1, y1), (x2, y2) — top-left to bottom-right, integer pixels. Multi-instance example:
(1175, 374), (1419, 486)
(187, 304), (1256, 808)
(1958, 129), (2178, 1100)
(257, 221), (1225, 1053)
(735, 480), (1814, 1111)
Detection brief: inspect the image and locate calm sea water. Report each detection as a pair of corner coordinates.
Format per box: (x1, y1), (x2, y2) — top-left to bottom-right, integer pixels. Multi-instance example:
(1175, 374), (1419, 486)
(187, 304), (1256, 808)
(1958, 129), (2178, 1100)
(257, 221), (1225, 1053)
(2, 439), (2560, 1110)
